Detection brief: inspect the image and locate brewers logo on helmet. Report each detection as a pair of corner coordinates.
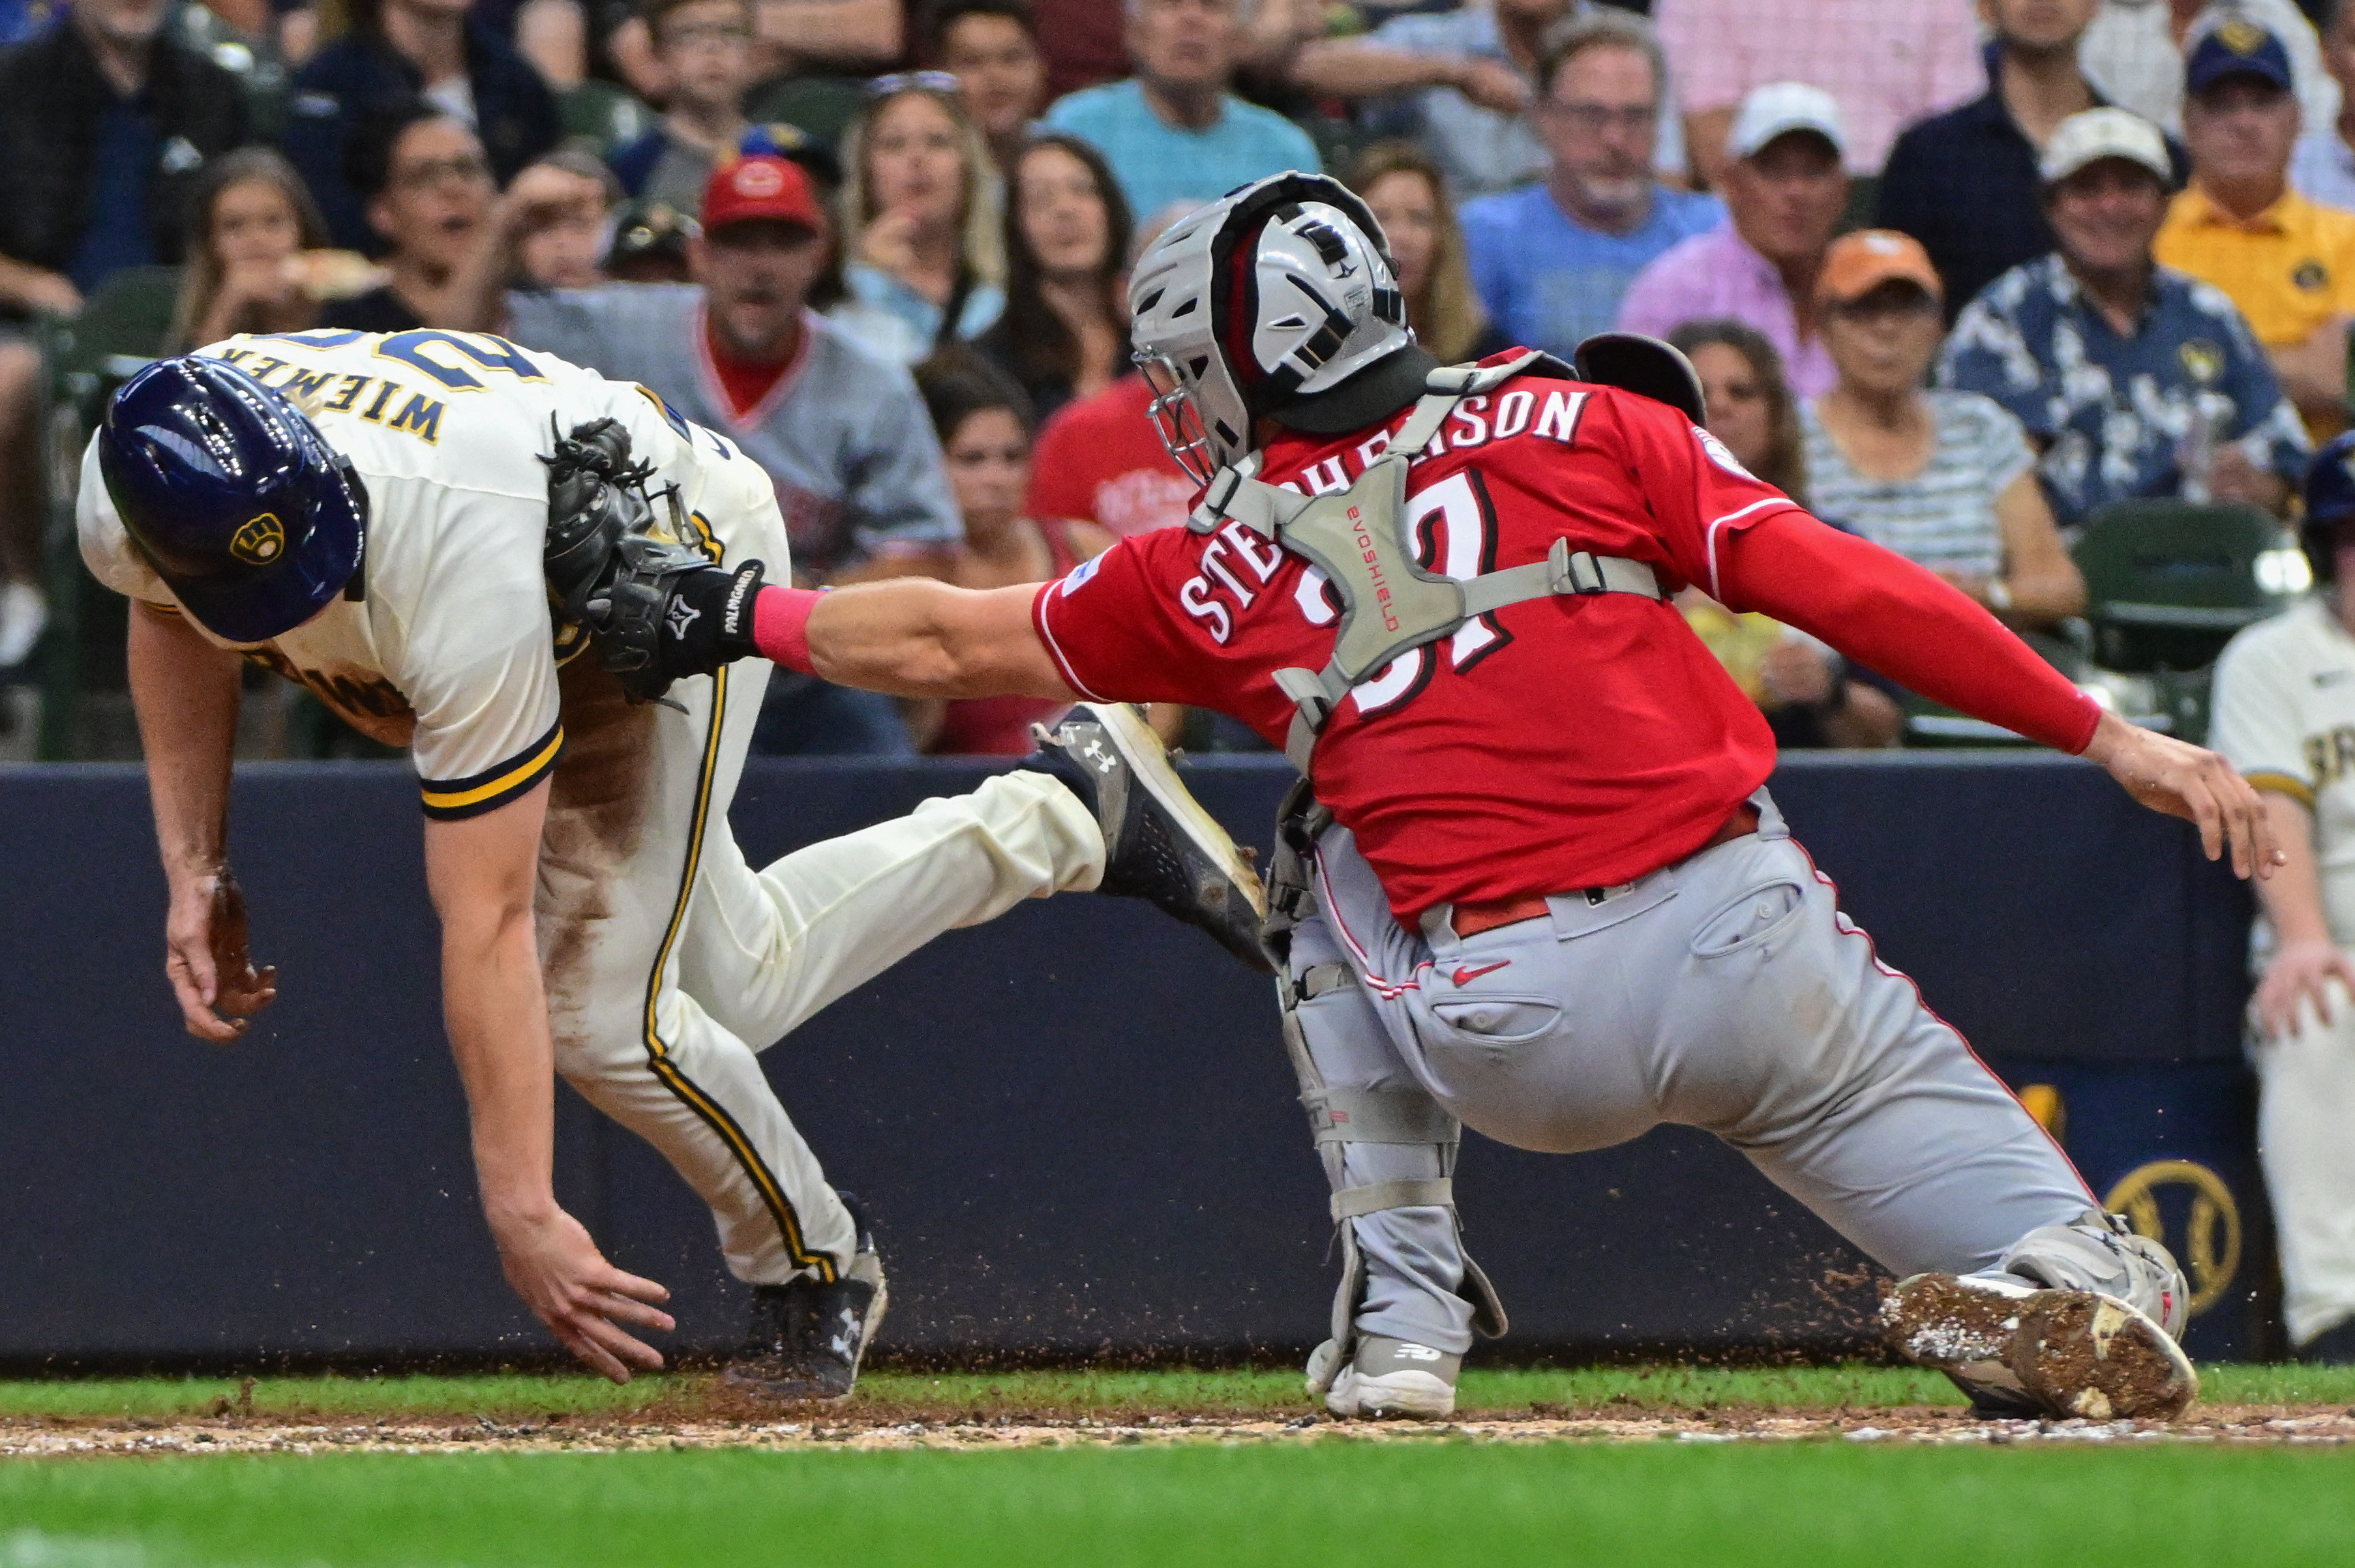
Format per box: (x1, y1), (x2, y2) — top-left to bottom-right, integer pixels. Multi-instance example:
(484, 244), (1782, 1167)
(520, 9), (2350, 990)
(229, 513), (286, 567)
(97, 355), (366, 643)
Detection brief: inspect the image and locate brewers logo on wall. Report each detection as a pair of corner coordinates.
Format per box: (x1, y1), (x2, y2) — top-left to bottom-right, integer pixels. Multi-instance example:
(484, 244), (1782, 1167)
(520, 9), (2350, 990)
(229, 512), (286, 567)
(2105, 1159), (2242, 1316)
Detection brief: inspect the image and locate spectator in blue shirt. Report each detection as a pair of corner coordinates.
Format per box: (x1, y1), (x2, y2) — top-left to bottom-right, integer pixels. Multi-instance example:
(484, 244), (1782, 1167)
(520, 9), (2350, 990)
(284, 0), (562, 254)
(1880, 0), (2187, 325)
(1940, 108), (2309, 525)
(1041, 0), (1322, 224)
(1458, 12), (1720, 359)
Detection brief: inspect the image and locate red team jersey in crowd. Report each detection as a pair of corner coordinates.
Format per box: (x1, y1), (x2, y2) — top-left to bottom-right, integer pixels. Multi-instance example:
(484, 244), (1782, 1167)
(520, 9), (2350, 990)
(1033, 373), (1811, 922)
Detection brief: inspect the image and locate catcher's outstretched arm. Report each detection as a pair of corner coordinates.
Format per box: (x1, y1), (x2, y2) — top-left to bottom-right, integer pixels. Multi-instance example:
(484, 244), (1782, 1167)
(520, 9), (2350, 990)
(764, 578), (1077, 701)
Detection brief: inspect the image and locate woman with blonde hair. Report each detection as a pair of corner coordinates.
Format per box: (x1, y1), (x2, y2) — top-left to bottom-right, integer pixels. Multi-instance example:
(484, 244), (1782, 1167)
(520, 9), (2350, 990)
(1343, 142), (1507, 364)
(168, 148), (378, 352)
(828, 73), (1008, 365)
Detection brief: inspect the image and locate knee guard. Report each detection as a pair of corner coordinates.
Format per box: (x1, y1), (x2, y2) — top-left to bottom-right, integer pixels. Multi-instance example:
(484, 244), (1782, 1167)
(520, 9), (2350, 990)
(2000, 1208), (2189, 1337)
(1279, 956), (1507, 1394)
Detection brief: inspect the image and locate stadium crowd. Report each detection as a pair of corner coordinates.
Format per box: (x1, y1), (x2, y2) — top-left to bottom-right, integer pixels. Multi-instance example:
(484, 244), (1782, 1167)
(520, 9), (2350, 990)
(2, 0), (2352, 758)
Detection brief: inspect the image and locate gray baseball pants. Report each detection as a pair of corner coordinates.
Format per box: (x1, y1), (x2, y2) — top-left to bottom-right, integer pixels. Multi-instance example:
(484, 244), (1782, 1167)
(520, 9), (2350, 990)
(1285, 788), (2095, 1354)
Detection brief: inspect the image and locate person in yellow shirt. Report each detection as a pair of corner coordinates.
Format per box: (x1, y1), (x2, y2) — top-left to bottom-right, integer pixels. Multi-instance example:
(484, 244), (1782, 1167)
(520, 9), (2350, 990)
(2158, 18), (2355, 437)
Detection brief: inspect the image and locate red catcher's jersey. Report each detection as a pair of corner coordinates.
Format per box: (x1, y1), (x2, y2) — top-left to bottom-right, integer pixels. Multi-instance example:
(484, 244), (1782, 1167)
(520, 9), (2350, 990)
(1031, 371), (1806, 923)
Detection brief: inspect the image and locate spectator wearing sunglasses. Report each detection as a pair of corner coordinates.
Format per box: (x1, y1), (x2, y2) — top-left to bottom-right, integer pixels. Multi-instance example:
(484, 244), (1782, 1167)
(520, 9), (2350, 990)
(826, 75), (1008, 365)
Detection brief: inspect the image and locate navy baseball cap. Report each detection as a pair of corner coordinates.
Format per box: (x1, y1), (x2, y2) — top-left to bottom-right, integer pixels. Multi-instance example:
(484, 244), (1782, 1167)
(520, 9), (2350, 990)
(2185, 18), (2294, 97)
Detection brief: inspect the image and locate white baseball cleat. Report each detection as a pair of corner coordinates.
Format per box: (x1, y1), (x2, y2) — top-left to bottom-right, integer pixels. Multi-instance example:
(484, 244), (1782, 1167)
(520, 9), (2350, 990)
(1882, 1271), (2198, 1421)
(1319, 1335), (1460, 1420)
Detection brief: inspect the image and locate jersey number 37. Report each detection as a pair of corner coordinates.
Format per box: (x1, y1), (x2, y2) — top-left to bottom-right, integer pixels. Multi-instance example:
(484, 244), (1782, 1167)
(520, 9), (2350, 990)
(1301, 470), (1510, 720)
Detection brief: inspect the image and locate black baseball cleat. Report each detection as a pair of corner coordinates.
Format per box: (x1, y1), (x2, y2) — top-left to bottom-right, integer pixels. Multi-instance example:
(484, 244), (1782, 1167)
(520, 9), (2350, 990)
(1019, 703), (1272, 972)
(719, 1192), (887, 1403)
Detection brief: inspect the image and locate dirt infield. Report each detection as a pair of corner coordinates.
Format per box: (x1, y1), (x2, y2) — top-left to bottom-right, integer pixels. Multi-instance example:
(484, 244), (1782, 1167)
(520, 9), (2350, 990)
(7, 1402), (2350, 1458)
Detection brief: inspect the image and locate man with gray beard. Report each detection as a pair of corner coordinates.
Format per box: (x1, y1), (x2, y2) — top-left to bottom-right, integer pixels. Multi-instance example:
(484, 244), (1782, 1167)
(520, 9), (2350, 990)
(1458, 14), (1721, 359)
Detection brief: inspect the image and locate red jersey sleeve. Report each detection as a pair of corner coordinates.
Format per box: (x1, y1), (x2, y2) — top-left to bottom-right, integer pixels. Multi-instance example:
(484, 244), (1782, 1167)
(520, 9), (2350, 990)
(1028, 530), (1210, 705)
(1719, 510), (2101, 754)
(1589, 390), (1804, 593)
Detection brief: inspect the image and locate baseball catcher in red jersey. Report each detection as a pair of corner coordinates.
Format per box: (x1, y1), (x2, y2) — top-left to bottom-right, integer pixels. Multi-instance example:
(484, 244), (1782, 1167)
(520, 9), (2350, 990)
(605, 173), (2280, 1423)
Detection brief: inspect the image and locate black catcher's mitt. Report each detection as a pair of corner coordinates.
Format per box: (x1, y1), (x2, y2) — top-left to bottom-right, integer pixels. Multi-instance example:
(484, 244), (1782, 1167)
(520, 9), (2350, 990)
(542, 417), (766, 705)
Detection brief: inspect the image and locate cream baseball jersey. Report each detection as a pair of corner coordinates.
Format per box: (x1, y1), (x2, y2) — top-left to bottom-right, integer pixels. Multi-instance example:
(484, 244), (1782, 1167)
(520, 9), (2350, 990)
(80, 329), (758, 821)
(2212, 594), (2355, 943)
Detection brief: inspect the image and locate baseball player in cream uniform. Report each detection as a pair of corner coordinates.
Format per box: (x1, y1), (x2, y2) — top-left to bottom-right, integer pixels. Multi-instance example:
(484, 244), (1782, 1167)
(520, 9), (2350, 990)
(2210, 428), (2355, 1365)
(82, 329), (1264, 1395)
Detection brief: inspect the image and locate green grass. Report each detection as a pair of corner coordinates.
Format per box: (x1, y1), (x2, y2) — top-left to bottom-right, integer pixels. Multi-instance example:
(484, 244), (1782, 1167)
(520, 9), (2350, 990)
(3, 1362), (2350, 1424)
(1, 1443), (2352, 1568)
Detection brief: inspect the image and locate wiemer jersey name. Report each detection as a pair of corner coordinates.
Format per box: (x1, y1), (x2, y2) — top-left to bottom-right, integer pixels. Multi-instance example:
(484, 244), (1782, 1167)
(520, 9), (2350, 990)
(1034, 368), (1808, 922)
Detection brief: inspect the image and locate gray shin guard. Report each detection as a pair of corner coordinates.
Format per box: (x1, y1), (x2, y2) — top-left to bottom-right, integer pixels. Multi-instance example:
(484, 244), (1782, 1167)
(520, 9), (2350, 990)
(1997, 1208), (2191, 1337)
(1278, 960), (1507, 1394)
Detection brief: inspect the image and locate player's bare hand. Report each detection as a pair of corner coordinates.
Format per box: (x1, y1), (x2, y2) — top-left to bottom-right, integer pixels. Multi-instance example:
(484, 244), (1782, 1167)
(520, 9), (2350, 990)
(491, 1205), (674, 1384)
(163, 869), (278, 1043)
(2082, 710), (2281, 880)
(2253, 939), (2355, 1040)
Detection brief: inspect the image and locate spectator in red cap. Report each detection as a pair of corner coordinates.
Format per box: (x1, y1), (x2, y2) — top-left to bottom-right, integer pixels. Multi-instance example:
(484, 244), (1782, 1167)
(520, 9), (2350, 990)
(451, 149), (964, 753)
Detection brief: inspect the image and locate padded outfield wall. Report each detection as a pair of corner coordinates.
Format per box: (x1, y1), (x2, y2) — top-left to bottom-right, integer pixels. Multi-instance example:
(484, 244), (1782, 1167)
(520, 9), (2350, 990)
(0, 754), (2273, 1367)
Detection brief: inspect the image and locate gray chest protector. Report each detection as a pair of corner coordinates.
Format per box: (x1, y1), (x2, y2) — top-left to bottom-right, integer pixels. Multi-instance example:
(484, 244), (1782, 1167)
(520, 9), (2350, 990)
(1186, 351), (1666, 778)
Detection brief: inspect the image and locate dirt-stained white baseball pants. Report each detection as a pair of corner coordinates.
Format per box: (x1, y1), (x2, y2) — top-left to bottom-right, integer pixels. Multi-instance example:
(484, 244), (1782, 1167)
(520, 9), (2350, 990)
(2251, 986), (2355, 1346)
(535, 441), (1104, 1288)
(1286, 788), (2097, 1354)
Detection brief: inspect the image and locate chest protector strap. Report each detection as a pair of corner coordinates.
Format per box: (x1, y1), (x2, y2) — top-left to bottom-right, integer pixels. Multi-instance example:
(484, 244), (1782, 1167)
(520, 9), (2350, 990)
(1189, 351), (1666, 775)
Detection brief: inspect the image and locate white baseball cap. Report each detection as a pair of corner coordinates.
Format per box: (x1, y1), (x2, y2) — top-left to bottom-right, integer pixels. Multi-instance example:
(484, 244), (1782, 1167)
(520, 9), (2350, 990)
(2039, 107), (2172, 186)
(1725, 81), (1847, 162)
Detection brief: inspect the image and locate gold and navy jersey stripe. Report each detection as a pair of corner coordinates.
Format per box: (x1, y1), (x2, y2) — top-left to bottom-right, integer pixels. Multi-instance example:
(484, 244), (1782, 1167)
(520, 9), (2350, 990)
(419, 722), (565, 820)
(638, 666), (834, 1281)
(2245, 769), (2317, 808)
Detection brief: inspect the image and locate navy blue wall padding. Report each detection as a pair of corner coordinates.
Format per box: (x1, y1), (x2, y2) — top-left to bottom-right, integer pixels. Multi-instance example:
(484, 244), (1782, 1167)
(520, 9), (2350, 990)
(0, 754), (2264, 1366)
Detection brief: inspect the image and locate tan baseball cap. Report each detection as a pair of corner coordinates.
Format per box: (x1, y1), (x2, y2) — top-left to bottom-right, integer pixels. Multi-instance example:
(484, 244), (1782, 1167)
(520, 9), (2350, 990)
(2039, 107), (2172, 187)
(1817, 229), (1943, 306)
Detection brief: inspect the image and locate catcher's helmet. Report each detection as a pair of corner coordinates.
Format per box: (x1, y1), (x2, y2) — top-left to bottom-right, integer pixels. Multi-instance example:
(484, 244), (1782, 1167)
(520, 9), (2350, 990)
(1129, 171), (1429, 484)
(2304, 430), (2355, 585)
(97, 356), (366, 643)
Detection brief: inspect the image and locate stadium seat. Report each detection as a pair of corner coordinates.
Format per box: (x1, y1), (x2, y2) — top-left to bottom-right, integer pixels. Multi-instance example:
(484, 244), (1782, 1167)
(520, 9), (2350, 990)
(2057, 500), (2305, 746)
(35, 266), (182, 760)
(2071, 500), (2303, 674)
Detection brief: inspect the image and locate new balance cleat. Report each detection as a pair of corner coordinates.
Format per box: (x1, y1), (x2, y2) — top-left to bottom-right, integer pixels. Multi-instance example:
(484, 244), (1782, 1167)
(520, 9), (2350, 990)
(721, 1192), (888, 1403)
(1882, 1271), (2197, 1422)
(1021, 702), (1271, 971)
(1322, 1335), (1460, 1421)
